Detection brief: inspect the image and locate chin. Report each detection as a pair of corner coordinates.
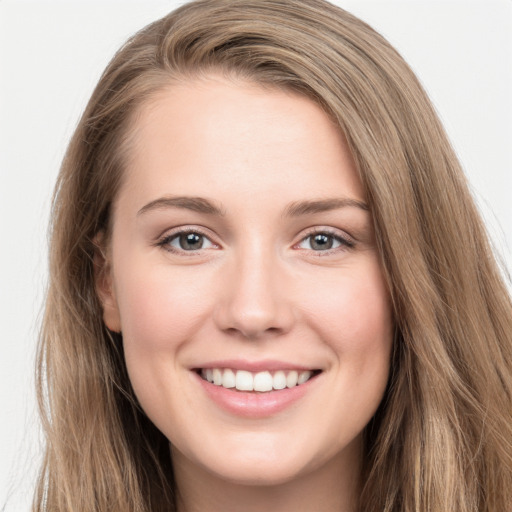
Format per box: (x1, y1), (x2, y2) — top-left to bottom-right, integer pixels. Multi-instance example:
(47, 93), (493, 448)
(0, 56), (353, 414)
(201, 456), (310, 487)
(175, 432), (353, 489)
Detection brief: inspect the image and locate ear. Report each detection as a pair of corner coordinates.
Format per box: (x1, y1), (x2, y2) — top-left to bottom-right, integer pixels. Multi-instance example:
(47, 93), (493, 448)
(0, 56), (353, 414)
(93, 233), (122, 333)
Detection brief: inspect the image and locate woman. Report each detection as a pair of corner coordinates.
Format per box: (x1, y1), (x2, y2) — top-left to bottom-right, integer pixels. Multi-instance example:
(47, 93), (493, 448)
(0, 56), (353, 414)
(35, 0), (512, 510)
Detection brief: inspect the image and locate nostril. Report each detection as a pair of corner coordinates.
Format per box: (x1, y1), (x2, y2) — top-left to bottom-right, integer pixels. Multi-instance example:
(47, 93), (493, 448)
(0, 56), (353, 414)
(223, 325), (286, 341)
(212, 281), (295, 340)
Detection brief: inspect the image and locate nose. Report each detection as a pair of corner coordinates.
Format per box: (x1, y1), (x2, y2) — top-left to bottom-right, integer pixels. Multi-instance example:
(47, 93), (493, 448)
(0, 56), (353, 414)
(213, 245), (295, 340)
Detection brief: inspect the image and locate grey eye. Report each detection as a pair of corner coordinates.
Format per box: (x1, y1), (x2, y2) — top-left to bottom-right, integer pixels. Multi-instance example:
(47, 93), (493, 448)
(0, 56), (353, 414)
(309, 234), (335, 250)
(169, 232), (215, 251)
(297, 232), (348, 251)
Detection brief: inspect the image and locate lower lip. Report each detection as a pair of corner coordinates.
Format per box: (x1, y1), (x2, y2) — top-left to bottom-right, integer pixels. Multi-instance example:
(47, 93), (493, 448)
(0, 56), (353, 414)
(194, 372), (319, 418)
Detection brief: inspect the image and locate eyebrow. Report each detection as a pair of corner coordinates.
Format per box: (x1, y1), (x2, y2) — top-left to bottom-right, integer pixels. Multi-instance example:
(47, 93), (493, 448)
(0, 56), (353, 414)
(137, 195), (369, 217)
(137, 196), (225, 217)
(284, 197), (369, 217)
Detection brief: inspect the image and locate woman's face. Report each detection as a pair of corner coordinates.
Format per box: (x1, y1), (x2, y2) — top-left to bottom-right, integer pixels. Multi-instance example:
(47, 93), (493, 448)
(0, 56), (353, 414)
(99, 77), (393, 486)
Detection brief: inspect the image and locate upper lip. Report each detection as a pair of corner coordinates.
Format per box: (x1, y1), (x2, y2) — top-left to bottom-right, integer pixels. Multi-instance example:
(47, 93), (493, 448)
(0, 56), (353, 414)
(193, 359), (320, 372)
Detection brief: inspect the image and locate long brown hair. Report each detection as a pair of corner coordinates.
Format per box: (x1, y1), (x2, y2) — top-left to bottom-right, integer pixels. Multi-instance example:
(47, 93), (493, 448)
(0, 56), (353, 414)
(35, 1), (512, 510)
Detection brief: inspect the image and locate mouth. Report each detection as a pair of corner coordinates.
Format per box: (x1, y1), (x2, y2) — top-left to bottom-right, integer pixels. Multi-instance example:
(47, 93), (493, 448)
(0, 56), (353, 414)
(196, 368), (322, 393)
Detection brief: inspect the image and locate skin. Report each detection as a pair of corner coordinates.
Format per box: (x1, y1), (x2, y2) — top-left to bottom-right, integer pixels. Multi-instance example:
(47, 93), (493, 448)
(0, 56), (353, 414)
(97, 76), (393, 512)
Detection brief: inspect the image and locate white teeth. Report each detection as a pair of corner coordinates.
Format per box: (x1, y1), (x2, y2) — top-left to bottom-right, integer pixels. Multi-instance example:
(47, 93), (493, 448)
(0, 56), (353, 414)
(235, 370), (254, 391)
(213, 368), (223, 385)
(286, 370), (298, 388)
(298, 370), (312, 385)
(253, 371), (273, 392)
(222, 368), (236, 388)
(201, 368), (316, 392)
(273, 370), (287, 390)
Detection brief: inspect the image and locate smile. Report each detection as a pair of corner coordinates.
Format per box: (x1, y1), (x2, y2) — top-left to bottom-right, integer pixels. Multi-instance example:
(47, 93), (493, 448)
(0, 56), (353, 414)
(199, 368), (318, 392)
(193, 363), (323, 417)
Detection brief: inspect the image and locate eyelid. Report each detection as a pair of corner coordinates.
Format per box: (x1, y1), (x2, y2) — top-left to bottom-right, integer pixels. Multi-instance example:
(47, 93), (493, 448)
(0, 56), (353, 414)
(154, 225), (356, 256)
(293, 227), (356, 253)
(155, 225), (221, 254)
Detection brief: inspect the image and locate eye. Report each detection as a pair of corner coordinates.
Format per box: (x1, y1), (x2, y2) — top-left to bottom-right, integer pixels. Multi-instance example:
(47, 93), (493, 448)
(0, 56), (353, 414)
(158, 230), (217, 253)
(296, 231), (353, 252)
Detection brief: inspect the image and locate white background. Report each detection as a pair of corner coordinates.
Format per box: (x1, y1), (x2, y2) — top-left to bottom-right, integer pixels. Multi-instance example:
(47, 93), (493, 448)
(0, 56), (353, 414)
(1, 1), (511, 509)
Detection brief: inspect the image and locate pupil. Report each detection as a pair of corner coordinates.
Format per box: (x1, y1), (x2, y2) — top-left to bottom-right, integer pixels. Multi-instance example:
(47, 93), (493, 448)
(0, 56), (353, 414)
(311, 234), (333, 250)
(180, 233), (203, 250)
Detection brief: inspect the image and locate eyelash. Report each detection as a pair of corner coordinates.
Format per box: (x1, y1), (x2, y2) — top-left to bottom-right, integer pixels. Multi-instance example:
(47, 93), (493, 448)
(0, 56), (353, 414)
(295, 228), (355, 255)
(156, 227), (216, 255)
(155, 227), (355, 256)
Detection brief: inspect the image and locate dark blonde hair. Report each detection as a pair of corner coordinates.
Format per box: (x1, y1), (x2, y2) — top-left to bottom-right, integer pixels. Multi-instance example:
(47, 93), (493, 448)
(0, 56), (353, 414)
(35, 1), (512, 510)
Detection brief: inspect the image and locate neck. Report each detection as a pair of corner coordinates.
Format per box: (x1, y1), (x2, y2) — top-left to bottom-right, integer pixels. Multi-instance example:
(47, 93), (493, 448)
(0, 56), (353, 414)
(172, 440), (362, 512)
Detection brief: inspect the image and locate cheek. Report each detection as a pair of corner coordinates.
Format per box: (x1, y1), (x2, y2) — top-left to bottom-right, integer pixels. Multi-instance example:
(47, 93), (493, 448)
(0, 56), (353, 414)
(115, 262), (215, 352)
(303, 260), (393, 403)
(303, 262), (393, 353)
(113, 263), (218, 427)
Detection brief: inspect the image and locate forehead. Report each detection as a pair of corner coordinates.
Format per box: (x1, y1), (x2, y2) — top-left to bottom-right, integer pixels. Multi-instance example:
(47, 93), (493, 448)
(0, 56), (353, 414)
(116, 76), (365, 215)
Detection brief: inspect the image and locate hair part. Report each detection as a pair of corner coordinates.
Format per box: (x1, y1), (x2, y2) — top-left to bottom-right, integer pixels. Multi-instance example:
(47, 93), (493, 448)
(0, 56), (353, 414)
(35, 1), (512, 511)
